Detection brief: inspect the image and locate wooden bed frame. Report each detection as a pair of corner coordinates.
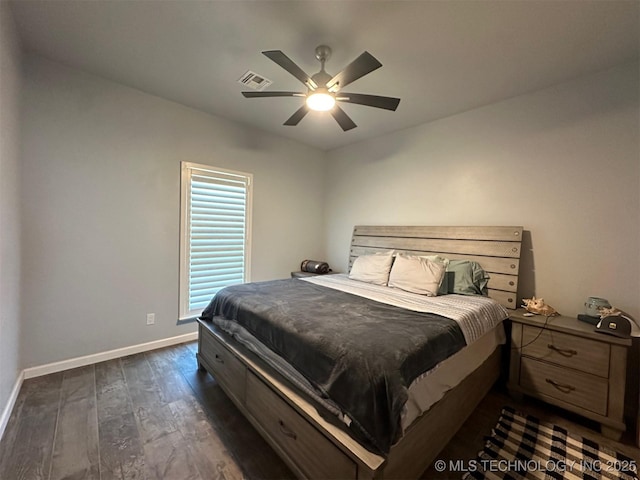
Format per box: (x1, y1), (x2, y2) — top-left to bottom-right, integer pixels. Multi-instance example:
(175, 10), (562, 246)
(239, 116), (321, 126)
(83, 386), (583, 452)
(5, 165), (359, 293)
(197, 225), (524, 479)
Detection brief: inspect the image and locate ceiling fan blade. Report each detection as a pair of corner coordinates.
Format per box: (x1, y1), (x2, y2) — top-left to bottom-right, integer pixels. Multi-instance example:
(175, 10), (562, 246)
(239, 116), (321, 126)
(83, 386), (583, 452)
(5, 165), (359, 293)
(330, 106), (357, 131)
(283, 105), (310, 126)
(242, 91), (304, 98)
(326, 51), (382, 91)
(337, 93), (400, 111)
(262, 50), (317, 89)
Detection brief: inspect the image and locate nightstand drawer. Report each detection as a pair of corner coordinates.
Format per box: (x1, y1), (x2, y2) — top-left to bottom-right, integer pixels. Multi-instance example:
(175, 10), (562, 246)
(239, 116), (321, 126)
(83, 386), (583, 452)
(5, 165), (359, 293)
(520, 357), (608, 416)
(521, 325), (610, 378)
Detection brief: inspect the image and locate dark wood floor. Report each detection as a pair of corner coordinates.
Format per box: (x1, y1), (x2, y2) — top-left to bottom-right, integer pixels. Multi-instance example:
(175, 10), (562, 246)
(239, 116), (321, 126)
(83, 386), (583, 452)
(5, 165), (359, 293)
(0, 341), (637, 479)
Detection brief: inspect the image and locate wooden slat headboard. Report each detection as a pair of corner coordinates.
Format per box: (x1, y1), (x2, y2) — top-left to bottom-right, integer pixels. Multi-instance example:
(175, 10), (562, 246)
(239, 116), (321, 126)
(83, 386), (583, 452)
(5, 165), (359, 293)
(349, 225), (524, 309)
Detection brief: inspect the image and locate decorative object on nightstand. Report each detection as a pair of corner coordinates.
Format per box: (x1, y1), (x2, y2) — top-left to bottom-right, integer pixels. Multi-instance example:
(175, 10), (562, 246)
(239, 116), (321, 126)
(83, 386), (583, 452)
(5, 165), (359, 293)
(578, 296), (611, 325)
(300, 259), (331, 274)
(508, 308), (631, 441)
(521, 297), (559, 316)
(293, 259), (332, 278)
(594, 307), (639, 340)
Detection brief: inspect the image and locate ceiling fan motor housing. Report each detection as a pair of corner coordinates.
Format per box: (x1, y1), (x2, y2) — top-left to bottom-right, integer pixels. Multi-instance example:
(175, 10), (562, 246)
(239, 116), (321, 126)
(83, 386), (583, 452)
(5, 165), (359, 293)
(315, 45), (332, 64)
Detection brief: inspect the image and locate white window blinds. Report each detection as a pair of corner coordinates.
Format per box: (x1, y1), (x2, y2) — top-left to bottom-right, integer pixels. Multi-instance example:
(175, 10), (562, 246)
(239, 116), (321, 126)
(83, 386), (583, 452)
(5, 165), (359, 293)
(180, 162), (252, 319)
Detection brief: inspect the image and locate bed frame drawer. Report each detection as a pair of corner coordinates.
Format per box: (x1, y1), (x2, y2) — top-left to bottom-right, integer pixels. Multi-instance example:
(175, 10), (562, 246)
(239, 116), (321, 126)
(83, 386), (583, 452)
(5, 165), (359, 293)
(246, 372), (357, 480)
(521, 325), (610, 377)
(198, 323), (246, 403)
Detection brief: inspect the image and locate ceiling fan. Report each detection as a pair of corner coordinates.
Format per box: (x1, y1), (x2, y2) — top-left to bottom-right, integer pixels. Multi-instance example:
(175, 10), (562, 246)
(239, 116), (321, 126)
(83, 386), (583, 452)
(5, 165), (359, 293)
(242, 45), (400, 131)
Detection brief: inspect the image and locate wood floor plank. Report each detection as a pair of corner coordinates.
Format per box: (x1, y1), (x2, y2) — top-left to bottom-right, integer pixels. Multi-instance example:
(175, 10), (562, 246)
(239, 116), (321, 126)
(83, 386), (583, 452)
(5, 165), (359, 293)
(142, 430), (202, 480)
(169, 397), (244, 479)
(167, 343), (200, 380)
(0, 374), (45, 468)
(49, 366), (100, 480)
(98, 412), (145, 480)
(0, 398), (23, 472)
(122, 353), (179, 444)
(121, 354), (164, 410)
(184, 437), (244, 480)
(96, 358), (133, 424)
(19, 372), (64, 417)
(145, 347), (195, 404)
(168, 395), (218, 443)
(0, 373), (62, 479)
(185, 341), (198, 355)
(1, 410), (58, 480)
(182, 365), (216, 393)
(132, 403), (179, 445)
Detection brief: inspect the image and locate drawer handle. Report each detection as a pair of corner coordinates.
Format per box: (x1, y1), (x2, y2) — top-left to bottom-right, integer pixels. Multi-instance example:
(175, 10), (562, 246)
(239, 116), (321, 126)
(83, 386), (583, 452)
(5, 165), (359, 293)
(278, 420), (297, 441)
(547, 344), (577, 357)
(214, 354), (224, 364)
(545, 378), (576, 394)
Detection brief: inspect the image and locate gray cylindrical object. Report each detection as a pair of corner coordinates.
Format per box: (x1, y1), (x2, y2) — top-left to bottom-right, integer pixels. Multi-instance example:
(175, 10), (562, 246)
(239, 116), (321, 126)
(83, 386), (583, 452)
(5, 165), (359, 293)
(300, 260), (330, 274)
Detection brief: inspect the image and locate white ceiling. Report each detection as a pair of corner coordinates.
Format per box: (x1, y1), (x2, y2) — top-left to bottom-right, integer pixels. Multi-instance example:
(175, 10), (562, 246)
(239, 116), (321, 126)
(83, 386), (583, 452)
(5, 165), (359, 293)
(9, 0), (639, 151)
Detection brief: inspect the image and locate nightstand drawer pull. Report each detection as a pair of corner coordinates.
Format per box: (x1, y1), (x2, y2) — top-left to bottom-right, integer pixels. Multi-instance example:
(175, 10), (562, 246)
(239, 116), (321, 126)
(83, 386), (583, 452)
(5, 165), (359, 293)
(545, 378), (576, 394)
(278, 420), (297, 440)
(214, 354), (224, 364)
(547, 344), (577, 357)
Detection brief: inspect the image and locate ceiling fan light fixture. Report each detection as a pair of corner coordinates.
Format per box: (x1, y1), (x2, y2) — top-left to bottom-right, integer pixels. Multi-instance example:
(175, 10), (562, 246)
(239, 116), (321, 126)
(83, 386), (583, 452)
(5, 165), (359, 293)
(306, 92), (335, 111)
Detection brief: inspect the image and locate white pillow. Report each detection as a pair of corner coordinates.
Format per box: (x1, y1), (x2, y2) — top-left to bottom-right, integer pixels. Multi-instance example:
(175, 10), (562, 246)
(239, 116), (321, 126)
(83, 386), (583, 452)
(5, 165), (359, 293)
(422, 254), (450, 268)
(388, 254), (446, 296)
(349, 251), (395, 286)
(421, 255), (450, 295)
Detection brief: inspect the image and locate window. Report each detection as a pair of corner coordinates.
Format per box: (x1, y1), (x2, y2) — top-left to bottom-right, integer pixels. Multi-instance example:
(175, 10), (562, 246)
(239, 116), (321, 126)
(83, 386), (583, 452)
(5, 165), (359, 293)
(179, 162), (252, 319)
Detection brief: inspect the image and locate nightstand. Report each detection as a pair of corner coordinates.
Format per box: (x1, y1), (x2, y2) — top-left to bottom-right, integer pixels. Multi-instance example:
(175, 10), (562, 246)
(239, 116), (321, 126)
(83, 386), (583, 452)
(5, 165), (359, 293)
(291, 271), (324, 278)
(508, 309), (631, 441)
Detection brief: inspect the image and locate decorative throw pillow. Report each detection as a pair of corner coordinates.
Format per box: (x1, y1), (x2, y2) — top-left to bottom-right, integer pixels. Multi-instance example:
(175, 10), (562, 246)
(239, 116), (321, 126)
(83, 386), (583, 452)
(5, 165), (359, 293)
(388, 254), (446, 296)
(446, 260), (490, 295)
(348, 251), (395, 286)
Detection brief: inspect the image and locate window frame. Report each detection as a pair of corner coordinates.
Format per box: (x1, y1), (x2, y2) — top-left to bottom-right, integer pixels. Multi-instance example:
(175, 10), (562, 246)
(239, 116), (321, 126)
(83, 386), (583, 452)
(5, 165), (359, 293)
(179, 161), (252, 320)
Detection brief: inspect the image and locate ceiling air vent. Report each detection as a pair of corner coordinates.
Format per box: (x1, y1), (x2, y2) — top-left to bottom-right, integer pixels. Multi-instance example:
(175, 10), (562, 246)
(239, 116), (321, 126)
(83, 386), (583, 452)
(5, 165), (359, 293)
(238, 71), (272, 91)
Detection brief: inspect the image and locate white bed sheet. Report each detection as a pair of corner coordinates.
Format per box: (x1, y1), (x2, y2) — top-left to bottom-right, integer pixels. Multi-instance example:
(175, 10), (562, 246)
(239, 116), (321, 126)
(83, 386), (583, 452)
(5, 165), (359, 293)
(402, 324), (505, 432)
(302, 273), (509, 344)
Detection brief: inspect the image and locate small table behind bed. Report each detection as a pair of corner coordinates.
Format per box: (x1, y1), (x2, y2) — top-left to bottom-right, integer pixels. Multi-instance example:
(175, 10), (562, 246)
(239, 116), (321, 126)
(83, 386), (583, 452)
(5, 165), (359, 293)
(197, 225), (524, 479)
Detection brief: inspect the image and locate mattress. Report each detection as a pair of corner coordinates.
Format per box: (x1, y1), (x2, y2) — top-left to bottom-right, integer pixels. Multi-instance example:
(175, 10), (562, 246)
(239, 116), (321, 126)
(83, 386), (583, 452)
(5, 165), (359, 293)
(302, 274), (507, 433)
(201, 274), (508, 452)
(211, 312), (505, 438)
(402, 324), (505, 431)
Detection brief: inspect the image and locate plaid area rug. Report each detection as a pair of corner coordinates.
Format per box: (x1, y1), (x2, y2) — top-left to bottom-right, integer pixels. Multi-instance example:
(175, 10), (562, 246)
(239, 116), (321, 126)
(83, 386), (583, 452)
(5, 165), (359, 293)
(463, 407), (638, 480)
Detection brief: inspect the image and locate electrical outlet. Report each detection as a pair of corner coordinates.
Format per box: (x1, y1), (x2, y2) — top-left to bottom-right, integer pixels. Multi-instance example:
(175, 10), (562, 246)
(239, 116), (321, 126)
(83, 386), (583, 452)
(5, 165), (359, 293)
(146, 313), (155, 325)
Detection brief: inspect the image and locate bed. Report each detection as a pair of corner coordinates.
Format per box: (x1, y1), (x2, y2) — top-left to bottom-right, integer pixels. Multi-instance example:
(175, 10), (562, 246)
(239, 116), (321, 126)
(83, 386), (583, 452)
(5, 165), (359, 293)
(196, 225), (523, 479)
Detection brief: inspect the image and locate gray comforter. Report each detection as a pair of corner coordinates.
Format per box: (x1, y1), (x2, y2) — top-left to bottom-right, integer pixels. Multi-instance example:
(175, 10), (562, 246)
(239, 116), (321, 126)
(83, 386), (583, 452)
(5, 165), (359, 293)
(200, 278), (466, 454)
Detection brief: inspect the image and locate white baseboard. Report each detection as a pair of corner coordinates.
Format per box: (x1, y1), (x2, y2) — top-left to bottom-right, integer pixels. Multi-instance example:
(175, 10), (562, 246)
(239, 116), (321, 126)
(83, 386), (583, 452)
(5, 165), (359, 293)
(23, 332), (198, 379)
(1, 332), (198, 443)
(0, 370), (24, 442)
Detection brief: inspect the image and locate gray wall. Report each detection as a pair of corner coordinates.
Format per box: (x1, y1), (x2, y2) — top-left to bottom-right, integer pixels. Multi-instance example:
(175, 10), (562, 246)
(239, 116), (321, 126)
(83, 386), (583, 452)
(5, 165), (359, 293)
(19, 56), (326, 368)
(324, 62), (639, 320)
(0, 2), (23, 417)
(8, 46), (640, 372)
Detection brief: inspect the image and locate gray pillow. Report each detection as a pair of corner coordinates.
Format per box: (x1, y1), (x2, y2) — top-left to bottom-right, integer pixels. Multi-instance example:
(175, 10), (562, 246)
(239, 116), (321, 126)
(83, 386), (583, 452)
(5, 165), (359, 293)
(445, 260), (490, 296)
